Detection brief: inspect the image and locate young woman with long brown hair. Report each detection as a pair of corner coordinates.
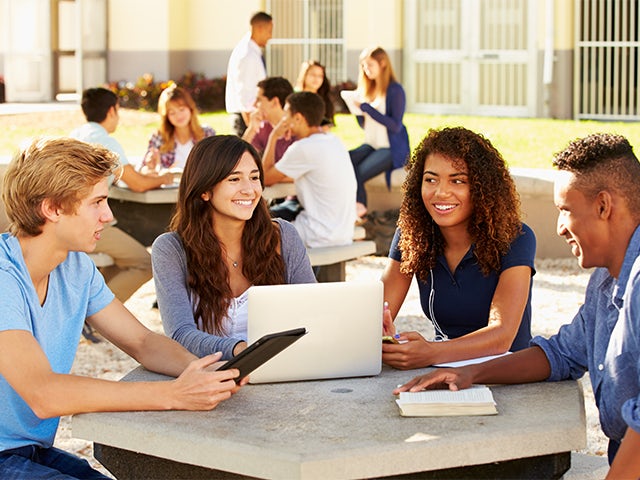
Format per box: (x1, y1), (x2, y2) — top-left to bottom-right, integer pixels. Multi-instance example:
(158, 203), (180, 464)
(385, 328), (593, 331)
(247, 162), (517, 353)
(152, 135), (316, 359)
(141, 84), (215, 172)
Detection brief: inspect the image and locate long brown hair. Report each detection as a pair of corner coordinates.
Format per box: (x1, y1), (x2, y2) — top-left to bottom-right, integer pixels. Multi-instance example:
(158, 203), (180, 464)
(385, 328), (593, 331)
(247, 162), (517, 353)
(295, 60), (335, 124)
(157, 85), (205, 154)
(170, 135), (285, 334)
(398, 127), (522, 281)
(358, 47), (397, 101)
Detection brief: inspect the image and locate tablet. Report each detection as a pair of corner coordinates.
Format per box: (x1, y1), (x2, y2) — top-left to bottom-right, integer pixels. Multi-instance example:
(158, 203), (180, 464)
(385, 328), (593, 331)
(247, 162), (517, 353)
(218, 327), (307, 381)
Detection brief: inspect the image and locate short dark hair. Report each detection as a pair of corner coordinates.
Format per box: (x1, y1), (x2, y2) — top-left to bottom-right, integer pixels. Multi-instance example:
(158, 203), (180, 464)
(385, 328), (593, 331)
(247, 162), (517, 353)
(553, 133), (640, 216)
(285, 92), (325, 127)
(81, 87), (118, 123)
(257, 77), (293, 109)
(250, 11), (272, 26)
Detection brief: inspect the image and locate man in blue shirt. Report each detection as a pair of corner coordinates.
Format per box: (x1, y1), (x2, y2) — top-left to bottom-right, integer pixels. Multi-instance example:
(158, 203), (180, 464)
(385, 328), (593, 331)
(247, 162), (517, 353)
(394, 133), (640, 478)
(0, 138), (242, 478)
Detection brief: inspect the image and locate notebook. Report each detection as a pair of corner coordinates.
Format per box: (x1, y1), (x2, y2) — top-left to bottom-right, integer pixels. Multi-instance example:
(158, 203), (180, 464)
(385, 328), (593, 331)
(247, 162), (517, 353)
(246, 281), (383, 383)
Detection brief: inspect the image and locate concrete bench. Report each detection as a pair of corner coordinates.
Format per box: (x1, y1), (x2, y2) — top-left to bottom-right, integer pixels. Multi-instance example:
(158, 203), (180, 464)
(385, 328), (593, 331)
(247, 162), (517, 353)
(364, 167), (570, 259)
(307, 239), (376, 282)
(88, 252), (115, 268)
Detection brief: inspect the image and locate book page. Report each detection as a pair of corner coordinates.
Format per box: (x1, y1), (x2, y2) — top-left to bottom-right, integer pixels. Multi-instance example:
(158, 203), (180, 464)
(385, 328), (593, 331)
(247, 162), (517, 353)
(340, 90), (363, 115)
(398, 385), (495, 404)
(433, 352), (511, 369)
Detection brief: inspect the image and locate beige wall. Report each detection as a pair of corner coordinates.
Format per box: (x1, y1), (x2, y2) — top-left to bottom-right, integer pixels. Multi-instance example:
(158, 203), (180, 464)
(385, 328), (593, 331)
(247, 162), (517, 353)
(109, 0), (170, 51)
(344, 0), (403, 51)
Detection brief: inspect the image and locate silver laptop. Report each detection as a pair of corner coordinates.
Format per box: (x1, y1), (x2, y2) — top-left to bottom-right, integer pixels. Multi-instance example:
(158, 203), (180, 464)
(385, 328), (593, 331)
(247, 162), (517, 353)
(246, 281), (383, 383)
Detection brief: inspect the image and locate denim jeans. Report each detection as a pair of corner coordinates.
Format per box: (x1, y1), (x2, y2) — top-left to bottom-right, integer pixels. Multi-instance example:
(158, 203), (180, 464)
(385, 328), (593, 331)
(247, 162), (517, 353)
(0, 445), (110, 479)
(349, 144), (393, 206)
(607, 438), (621, 465)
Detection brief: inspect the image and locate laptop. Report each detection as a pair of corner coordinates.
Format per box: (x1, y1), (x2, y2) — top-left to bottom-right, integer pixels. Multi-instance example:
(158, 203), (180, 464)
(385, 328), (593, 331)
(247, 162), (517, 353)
(246, 281), (383, 383)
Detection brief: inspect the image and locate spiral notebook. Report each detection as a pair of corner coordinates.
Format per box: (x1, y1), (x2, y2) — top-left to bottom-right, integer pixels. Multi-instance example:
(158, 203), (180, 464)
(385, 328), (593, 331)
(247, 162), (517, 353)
(246, 281), (383, 383)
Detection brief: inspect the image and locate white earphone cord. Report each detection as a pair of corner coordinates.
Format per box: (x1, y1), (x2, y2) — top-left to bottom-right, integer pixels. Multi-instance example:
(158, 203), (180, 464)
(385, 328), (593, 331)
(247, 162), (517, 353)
(427, 269), (448, 341)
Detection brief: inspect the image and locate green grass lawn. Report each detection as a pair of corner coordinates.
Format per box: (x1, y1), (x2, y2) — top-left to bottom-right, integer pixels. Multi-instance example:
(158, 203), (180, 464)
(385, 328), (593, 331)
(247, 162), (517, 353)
(3, 109), (640, 170)
(166, 111), (640, 169)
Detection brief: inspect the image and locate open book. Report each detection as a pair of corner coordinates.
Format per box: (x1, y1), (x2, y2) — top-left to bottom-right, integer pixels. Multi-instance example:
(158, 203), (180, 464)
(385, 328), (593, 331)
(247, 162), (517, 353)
(396, 385), (498, 417)
(340, 90), (363, 115)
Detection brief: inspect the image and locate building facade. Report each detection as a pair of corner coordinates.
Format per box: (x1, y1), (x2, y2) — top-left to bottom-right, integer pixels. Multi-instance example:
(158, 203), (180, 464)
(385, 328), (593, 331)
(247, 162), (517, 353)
(0, 0), (637, 120)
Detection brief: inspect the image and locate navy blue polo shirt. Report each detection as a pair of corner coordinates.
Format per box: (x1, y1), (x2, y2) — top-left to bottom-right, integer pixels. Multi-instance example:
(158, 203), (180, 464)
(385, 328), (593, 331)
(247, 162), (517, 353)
(389, 223), (536, 351)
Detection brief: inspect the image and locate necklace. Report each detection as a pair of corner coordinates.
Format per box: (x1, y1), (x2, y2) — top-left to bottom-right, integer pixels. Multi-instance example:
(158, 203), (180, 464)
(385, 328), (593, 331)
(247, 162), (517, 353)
(226, 253), (239, 268)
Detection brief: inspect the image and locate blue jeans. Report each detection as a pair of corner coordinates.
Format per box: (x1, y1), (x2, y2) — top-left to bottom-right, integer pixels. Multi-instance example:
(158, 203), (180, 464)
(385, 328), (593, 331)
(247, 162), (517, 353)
(607, 438), (621, 465)
(349, 144), (393, 206)
(0, 445), (110, 479)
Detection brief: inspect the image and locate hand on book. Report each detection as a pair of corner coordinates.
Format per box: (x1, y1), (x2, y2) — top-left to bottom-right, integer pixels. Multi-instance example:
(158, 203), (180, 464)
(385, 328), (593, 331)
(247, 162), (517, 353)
(393, 366), (475, 395)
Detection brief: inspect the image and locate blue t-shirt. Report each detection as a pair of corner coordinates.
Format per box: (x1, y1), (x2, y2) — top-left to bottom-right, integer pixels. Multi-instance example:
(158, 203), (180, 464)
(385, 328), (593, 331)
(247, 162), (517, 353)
(389, 223), (536, 351)
(0, 233), (114, 451)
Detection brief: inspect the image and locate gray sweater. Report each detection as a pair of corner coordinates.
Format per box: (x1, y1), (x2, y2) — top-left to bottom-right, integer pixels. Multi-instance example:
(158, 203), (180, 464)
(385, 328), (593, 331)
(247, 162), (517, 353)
(151, 218), (316, 359)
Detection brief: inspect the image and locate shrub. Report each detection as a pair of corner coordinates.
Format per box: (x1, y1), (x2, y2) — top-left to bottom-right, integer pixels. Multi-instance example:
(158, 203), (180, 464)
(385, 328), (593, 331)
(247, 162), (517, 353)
(107, 72), (356, 114)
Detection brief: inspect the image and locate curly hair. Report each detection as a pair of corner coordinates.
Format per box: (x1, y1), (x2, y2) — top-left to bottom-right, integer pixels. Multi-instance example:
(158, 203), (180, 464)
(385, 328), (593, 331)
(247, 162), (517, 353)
(169, 135), (285, 335)
(157, 85), (206, 155)
(553, 133), (640, 217)
(398, 127), (522, 281)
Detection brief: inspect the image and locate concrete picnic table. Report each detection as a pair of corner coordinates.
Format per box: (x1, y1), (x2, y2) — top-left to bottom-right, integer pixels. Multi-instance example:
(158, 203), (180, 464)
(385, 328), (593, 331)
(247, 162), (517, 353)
(73, 365), (585, 480)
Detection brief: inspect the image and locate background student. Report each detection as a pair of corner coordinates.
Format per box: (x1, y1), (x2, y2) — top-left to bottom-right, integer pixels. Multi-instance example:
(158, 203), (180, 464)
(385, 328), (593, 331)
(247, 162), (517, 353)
(140, 84), (215, 172)
(394, 133), (640, 479)
(241, 76), (295, 164)
(0, 138), (242, 479)
(262, 92), (357, 247)
(382, 127), (536, 369)
(70, 87), (164, 306)
(347, 46), (410, 220)
(295, 60), (335, 128)
(225, 11), (273, 136)
(152, 135), (315, 360)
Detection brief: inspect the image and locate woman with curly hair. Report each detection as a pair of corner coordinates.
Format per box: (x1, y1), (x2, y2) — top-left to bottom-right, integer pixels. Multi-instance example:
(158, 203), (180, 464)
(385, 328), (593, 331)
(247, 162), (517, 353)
(382, 127), (536, 370)
(151, 135), (316, 359)
(140, 84), (215, 172)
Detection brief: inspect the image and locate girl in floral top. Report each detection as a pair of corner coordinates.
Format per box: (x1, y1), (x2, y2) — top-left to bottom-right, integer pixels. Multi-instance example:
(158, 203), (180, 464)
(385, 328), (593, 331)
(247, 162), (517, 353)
(141, 85), (215, 172)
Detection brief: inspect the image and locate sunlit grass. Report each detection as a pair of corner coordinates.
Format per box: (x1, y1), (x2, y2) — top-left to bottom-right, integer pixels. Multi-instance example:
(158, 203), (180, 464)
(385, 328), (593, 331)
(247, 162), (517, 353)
(3, 108), (640, 170)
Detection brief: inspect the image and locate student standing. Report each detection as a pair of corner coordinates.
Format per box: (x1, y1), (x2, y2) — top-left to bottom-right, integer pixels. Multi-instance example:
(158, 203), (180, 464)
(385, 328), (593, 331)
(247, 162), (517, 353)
(152, 135), (315, 359)
(225, 12), (273, 136)
(0, 138), (242, 479)
(382, 127), (536, 369)
(347, 47), (410, 219)
(395, 133), (640, 478)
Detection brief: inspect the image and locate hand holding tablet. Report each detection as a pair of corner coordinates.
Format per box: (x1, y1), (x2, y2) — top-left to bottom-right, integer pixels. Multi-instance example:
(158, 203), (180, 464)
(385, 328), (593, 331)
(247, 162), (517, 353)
(218, 328), (307, 382)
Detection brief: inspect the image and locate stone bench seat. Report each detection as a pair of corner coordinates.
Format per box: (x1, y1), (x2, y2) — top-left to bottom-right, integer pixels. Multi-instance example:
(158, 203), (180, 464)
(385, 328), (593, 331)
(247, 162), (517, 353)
(307, 240), (377, 282)
(88, 252), (115, 268)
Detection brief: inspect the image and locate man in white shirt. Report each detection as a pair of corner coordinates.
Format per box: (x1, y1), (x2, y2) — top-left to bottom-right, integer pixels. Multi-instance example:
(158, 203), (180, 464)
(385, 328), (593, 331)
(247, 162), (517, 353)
(263, 92), (357, 248)
(225, 11), (273, 136)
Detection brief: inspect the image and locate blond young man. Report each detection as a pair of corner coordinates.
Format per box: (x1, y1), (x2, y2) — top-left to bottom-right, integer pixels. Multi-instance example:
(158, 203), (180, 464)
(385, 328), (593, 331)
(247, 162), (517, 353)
(0, 138), (242, 479)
